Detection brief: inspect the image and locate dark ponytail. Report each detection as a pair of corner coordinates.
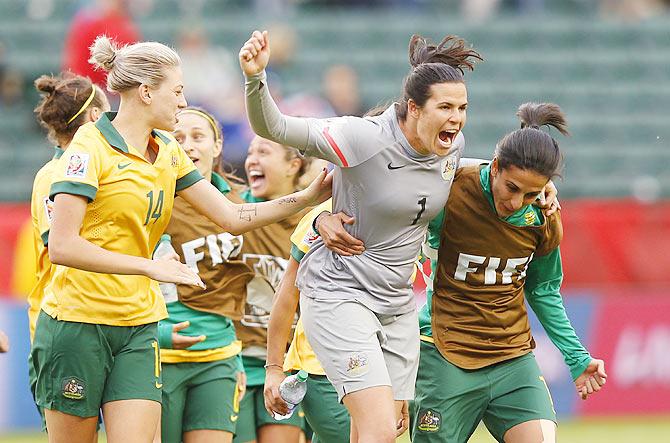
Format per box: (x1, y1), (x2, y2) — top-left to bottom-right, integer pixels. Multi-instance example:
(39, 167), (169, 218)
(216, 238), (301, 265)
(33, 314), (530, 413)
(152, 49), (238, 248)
(397, 34), (482, 121)
(495, 102), (569, 179)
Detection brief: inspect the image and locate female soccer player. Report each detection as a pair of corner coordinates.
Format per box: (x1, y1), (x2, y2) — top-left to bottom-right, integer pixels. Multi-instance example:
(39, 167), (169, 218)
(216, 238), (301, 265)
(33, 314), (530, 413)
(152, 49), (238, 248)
(155, 106), (247, 443)
(412, 103), (606, 443)
(263, 199), (355, 443)
(29, 74), (110, 438)
(31, 36), (330, 443)
(240, 30), (479, 442)
(29, 73), (110, 344)
(233, 135), (313, 443)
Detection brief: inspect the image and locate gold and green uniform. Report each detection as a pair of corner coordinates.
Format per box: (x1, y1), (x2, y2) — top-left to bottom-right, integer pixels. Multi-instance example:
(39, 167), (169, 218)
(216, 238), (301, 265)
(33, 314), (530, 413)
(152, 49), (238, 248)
(27, 146), (63, 340)
(282, 200), (351, 443)
(157, 173), (246, 440)
(412, 164), (591, 443)
(31, 112), (203, 418)
(232, 190), (307, 442)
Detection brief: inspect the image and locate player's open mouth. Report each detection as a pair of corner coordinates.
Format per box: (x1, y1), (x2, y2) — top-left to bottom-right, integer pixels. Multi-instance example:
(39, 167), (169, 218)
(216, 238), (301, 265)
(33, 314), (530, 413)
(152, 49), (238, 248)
(438, 130), (458, 148)
(248, 170), (266, 190)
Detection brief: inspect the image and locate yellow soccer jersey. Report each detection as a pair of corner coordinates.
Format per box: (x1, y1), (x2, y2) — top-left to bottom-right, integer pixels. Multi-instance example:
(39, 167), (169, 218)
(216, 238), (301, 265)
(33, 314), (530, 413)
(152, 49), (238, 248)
(27, 147), (64, 341)
(283, 200), (332, 375)
(42, 112), (203, 326)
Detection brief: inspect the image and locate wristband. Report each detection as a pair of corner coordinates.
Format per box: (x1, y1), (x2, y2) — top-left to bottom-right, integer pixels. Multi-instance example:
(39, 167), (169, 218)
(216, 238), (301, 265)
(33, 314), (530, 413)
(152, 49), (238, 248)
(264, 363), (283, 370)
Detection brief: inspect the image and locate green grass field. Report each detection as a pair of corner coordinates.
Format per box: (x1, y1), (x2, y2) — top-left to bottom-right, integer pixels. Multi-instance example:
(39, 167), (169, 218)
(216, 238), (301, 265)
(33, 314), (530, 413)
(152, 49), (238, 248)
(2, 416), (669, 443)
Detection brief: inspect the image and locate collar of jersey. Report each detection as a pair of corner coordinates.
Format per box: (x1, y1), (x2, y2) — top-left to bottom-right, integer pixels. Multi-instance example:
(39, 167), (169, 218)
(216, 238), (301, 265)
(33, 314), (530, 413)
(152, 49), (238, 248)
(479, 163), (542, 226)
(95, 112), (171, 154)
(53, 146), (65, 160)
(211, 172), (231, 194)
(385, 104), (437, 162)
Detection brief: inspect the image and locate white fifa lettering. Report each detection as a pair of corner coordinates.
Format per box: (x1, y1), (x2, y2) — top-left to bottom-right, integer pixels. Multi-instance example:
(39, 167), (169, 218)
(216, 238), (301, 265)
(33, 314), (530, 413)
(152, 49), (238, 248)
(218, 232), (243, 261)
(501, 257), (530, 284)
(181, 237), (206, 274)
(207, 234), (223, 266)
(454, 253), (486, 281)
(484, 257), (500, 285)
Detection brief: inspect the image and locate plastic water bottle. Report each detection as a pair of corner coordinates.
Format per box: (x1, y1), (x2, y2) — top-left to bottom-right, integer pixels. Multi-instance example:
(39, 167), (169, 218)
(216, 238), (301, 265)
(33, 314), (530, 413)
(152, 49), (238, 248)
(273, 370), (308, 420)
(153, 234), (179, 304)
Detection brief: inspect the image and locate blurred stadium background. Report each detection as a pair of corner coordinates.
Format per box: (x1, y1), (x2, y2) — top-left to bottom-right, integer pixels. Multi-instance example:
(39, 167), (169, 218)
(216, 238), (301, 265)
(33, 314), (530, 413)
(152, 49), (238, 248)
(0, 0), (669, 441)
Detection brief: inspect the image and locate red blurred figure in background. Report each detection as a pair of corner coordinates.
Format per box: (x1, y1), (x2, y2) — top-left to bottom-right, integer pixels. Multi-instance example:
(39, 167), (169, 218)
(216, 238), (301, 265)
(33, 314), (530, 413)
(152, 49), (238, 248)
(62, 0), (141, 88)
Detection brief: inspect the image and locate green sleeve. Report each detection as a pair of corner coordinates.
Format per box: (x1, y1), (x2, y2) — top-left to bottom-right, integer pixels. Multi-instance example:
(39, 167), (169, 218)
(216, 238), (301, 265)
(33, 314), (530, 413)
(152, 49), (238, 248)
(236, 354), (245, 373)
(426, 209), (445, 250)
(418, 211), (444, 337)
(290, 244), (305, 263)
(525, 247), (592, 380)
(157, 321), (174, 349)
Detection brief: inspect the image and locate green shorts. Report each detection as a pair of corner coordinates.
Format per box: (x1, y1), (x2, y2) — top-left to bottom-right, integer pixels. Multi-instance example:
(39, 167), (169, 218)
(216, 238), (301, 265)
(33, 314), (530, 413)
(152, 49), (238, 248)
(302, 375), (350, 443)
(232, 384), (305, 443)
(31, 310), (162, 418)
(411, 341), (556, 443)
(161, 357), (240, 441)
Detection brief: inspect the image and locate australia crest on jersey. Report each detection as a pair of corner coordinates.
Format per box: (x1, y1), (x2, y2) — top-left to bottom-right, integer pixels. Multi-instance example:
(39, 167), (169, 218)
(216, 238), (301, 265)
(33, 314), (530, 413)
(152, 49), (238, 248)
(417, 409), (441, 432)
(61, 377), (85, 400)
(65, 153), (89, 178)
(440, 156), (457, 181)
(345, 352), (369, 377)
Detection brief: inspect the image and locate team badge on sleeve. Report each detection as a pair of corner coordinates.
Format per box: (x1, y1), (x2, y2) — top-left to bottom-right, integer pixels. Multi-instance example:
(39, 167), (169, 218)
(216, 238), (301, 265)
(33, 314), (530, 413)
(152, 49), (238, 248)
(65, 153), (89, 178)
(43, 197), (54, 224)
(301, 227), (320, 249)
(441, 156), (457, 181)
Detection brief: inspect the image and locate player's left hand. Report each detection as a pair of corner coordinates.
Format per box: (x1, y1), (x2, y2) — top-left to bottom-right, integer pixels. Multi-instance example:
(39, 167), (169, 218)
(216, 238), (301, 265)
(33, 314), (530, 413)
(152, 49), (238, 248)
(171, 321), (206, 350)
(396, 400), (409, 436)
(535, 180), (561, 216)
(236, 371), (247, 402)
(0, 329), (9, 353)
(574, 358), (607, 400)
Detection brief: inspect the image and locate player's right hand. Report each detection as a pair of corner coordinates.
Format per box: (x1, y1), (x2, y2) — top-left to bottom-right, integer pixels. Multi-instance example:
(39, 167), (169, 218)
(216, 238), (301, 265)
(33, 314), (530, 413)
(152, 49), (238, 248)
(574, 358), (607, 400)
(318, 211), (366, 256)
(146, 257), (206, 289)
(264, 367), (290, 416)
(239, 30), (270, 77)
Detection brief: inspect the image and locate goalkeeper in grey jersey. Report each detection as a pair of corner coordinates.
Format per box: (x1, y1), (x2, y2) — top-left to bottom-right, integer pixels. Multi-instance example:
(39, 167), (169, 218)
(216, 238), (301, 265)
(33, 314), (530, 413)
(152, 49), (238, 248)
(240, 30), (482, 443)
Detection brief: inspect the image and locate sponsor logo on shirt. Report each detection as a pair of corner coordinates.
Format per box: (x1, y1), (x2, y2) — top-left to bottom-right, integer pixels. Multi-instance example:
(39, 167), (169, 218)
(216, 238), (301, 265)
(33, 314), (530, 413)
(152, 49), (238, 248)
(65, 153), (89, 178)
(302, 228), (320, 248)
(417, 409), (441, 432)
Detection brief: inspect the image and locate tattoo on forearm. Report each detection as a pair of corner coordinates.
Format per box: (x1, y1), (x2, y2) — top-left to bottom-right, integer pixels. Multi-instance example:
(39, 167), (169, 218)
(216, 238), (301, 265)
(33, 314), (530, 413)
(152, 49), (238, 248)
(238, 205), (257, 222)
(277, 197), (298, 205)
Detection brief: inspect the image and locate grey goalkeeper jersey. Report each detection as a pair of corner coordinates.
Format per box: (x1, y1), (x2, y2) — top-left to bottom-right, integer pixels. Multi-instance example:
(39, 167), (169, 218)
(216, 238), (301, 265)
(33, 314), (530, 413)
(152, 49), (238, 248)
(246, 71), (464, 314)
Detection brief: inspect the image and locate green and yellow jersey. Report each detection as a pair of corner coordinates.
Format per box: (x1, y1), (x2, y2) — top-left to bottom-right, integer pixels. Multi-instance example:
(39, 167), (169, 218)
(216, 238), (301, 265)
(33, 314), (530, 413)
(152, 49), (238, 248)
(42, 112), (203, 326)
(158, 173), (245, 364)
(283, 200), (333, 375)
(419, 164), (591, 380)
(27, 146), (64, 341)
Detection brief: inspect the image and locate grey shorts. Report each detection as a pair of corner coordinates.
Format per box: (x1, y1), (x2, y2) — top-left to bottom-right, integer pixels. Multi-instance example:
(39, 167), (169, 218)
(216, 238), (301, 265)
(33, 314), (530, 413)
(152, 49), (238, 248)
(300, 296), (419, 402)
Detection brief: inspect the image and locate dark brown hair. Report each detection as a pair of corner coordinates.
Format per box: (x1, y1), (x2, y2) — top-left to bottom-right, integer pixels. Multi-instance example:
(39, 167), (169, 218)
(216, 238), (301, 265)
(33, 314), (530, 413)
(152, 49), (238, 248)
(396, 34), (482, 121)
(495, 102), (570, 179)
(34, 73), (107, 146)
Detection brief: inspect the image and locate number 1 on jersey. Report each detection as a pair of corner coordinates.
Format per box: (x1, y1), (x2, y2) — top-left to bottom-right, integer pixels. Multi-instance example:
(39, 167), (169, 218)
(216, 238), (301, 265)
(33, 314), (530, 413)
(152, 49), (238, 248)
(144, 190), (164, 225)
(412, 197), (427, 225)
